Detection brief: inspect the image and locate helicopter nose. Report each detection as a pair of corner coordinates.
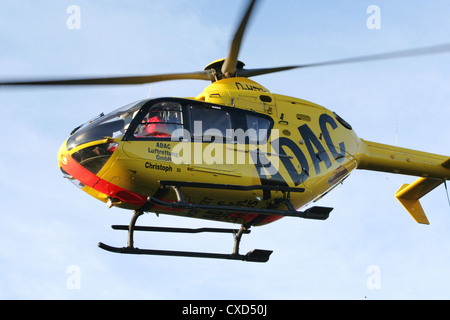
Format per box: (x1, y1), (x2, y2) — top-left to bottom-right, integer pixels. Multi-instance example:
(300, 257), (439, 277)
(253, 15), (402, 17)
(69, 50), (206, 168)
(58, 139), (147, 207)
(57, 140), (70, 172)
(58, 139), (119, 186)
(69, 141), (119, 175)
(58, 140), (106, 190)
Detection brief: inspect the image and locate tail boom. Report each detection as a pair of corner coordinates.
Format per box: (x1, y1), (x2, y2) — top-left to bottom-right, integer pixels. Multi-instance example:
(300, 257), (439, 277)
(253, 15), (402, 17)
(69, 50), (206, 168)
(357, 139), (450, 179)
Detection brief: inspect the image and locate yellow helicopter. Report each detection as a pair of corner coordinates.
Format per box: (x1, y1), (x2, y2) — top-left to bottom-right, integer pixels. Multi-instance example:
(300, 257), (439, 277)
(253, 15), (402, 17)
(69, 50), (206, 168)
(2, 0), (450, 263)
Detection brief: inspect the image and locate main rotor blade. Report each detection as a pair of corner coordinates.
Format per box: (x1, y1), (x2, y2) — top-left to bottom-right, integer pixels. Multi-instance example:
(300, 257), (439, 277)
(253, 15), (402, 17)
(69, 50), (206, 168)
(0, 70), (215, 86)
(221, 0), (258, 76)
(237, 43), (450, 78)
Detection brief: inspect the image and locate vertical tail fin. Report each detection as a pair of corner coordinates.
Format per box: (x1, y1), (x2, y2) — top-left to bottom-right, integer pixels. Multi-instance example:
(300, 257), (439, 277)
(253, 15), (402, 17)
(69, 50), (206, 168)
(395, 177), (444, 224)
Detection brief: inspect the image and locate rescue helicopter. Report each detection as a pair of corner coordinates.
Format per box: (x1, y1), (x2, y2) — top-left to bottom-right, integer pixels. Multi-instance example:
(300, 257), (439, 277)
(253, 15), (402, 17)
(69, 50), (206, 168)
(1, 0), (450, 263)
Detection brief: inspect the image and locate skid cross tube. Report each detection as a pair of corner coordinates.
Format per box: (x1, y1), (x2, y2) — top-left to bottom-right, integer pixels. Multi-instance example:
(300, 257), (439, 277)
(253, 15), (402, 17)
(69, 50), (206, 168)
(127, 211), (143, 248)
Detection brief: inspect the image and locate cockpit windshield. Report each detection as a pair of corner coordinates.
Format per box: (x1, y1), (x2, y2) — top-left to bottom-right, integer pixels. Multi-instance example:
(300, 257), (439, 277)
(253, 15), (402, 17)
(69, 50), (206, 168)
(66, 100), (147, 150)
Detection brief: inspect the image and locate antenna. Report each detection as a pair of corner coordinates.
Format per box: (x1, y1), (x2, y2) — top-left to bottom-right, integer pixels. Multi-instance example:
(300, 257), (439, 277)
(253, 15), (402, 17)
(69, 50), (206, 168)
(396, 122), (399, 147)
(445, 181), (450, 208)
(160, 86), (180, 96)
(147, 85), (152, 98)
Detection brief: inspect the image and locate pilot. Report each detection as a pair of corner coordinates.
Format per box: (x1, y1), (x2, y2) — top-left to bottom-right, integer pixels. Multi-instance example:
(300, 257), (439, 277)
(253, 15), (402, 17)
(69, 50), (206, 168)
(142, 112), (170, 137)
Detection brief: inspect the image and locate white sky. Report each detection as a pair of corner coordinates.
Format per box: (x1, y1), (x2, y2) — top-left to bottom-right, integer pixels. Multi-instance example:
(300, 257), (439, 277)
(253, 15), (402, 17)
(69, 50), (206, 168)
(0, 0), (449, 300)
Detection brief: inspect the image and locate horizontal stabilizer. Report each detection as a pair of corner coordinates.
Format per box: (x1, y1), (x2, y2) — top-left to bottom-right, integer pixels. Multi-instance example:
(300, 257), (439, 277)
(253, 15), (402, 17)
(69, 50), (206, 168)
(395, 177), (445, 224)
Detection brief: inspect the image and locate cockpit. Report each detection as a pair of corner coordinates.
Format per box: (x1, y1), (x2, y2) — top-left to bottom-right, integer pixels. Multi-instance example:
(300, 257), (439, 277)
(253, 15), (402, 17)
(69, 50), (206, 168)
(66, 99), (187, 150)
(62, 97), (273, 178)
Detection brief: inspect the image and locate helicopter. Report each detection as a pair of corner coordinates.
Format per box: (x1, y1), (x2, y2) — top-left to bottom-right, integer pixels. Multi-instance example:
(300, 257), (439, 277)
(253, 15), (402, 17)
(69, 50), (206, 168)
(1, 0), (450, 263)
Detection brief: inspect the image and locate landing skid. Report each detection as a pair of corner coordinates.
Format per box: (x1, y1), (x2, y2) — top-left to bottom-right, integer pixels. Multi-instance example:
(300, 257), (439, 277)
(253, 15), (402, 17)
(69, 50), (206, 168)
(98, 181), (332, 263)
(98, 243), (272, 262)
(98, 211), (272, 263)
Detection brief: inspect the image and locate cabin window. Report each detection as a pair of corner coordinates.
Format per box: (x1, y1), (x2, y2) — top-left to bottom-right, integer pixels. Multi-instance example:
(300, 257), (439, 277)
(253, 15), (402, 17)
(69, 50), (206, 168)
(133, 101), (183, 139)
(189, 104), (232, 141)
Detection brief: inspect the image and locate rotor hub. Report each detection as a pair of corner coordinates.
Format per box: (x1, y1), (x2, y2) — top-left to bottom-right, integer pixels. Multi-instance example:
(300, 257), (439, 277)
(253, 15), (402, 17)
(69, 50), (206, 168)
(204, 59), (246, 81)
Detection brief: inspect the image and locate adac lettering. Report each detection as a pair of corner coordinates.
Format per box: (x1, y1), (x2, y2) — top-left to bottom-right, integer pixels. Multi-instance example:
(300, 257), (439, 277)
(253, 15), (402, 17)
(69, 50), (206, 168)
(257, 113), (346, 186)
(156, 142), (171, 149)
(319, 113), (346, 162)
(298, 123), (332, 174)
(277, 137), (309, 186)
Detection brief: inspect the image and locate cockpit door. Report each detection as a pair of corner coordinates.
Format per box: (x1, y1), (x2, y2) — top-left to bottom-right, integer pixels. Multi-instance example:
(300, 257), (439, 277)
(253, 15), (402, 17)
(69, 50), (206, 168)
(122, 100), (184, 161)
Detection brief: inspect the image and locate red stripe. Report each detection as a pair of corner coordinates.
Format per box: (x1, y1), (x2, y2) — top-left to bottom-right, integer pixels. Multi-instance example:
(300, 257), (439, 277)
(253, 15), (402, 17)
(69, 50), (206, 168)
(62, 155), (147, 207)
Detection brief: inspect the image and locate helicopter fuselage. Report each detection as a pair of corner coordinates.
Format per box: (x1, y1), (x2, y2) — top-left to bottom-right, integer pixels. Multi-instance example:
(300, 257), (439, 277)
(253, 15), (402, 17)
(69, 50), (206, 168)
(57, 78), (361, 226)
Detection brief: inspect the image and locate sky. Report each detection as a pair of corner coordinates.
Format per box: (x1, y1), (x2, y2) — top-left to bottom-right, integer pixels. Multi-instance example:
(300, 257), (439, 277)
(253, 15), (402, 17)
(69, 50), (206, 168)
(0, 0), (449, 300)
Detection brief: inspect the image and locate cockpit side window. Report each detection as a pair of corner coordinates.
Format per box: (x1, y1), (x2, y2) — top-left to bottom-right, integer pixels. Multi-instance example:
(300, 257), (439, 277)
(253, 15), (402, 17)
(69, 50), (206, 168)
(133, 102), (183, 139)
